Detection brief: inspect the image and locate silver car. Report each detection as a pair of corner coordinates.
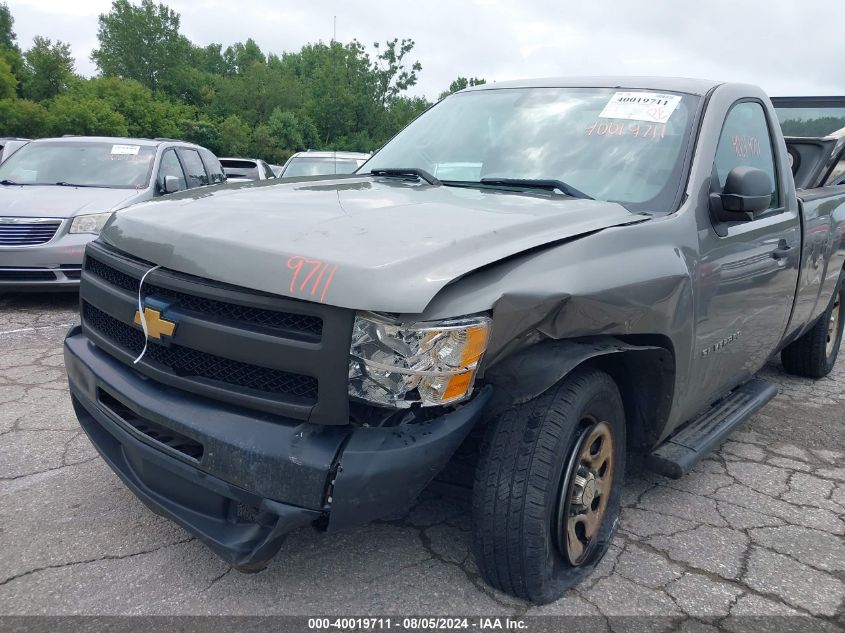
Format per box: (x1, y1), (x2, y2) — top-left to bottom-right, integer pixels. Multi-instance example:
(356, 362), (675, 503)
(277, 151), (370, 178)
(218, 157), (276, 183)
(0, 136), (224, 291)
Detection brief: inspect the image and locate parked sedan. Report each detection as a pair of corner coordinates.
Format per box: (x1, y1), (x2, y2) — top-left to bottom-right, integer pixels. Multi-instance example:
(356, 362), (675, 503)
(0, 136), (225, 291)
(218, 158), (275, 182)
(277, 151), (370, 178)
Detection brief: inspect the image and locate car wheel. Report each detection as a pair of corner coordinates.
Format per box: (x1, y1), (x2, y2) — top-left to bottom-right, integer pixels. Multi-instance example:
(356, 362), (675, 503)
(781, 273), (844, 379)
(471, 367), (625, 603)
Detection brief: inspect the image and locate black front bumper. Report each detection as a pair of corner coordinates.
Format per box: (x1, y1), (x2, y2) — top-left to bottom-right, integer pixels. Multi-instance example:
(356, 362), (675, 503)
(65, 327), (491, 569)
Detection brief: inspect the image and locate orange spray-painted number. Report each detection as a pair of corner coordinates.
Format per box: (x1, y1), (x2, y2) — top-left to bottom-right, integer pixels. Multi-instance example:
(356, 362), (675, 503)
(287, 256), (338, 303)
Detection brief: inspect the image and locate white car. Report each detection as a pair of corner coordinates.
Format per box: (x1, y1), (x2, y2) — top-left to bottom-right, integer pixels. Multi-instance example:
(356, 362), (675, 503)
(218, 158), (276, 182)
(277, 151), (370, 178)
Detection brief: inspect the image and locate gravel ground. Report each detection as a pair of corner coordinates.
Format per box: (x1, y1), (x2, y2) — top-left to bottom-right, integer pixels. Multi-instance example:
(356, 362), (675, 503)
(0, 292), (843, 629)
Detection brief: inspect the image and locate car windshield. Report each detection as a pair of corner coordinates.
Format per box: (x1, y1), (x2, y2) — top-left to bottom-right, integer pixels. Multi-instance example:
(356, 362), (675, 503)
(220, 160), (259, 180)
(283, 156), (362, 177)
(0, 141), (156, 188)
(366, 87), (700, 212)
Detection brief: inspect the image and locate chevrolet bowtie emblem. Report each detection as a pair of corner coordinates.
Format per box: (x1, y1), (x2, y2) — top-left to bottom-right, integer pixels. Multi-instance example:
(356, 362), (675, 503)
(133, 307), (177, 340)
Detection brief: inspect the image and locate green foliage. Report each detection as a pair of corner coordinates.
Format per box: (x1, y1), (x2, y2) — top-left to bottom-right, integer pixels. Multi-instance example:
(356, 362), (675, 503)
(0, 1), (492, 162)
(22, 36), (76, 101)
(371, 38), (422, 106)
(217, 114), (251, 156)
(0, 97), (48, 136)
(267, 108), (319, 153)
(178, 118), (219, 153)
(438, 76), (485, 100)
(0, 55), (15, 99)
(0, 2), (16, 51)
(46, 95), (128, 136)
(67, 76), (188, 138)
(249, 123), (281, 162)
(224, 38), (265, 74)
(91, 0), (190, 93)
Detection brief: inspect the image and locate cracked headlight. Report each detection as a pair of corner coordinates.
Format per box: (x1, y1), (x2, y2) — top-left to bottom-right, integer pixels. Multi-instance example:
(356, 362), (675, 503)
(348, 313), (492, 408)
(69, 212), (113, 235)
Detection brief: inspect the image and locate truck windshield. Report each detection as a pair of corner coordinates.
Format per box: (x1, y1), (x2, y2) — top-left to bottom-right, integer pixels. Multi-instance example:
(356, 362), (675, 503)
(0, 141), (156, 189)
(366, 87), (700, 212)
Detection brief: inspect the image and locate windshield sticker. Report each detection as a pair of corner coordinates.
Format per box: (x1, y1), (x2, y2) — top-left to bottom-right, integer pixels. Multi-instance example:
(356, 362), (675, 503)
(111, 144), (141, 155)
(585, 121), (666, 139)
(599, 92), (682, 124)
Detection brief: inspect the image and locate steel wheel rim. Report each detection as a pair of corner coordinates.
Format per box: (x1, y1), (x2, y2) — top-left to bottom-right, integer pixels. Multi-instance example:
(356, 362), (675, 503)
(556, 418), (615, 566)
(827, 293), (842, 357)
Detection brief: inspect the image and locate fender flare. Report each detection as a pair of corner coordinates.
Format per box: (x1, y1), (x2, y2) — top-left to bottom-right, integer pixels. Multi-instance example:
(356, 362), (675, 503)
(483, 336), (675, 449)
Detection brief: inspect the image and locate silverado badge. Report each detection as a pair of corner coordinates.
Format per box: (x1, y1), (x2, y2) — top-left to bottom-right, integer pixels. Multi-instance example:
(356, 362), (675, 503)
(133, 305), (177, 340)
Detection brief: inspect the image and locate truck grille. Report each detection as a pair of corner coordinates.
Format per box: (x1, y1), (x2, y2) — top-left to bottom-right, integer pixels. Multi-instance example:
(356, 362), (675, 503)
(0, 219), (61, 246)
(79, 241), (354, 424)
(83, 302), (319, 401)
(85, 256), (322, 339)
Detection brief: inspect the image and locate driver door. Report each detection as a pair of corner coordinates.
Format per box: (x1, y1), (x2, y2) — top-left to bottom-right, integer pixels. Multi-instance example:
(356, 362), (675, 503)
(691, 100), (801, 407)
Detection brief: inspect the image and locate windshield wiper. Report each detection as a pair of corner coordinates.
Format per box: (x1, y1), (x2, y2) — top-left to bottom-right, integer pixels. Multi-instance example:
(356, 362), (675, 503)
(478, 178), (593, 200)
(53, 181), (100, 188)
(369, 168), (441, 186)
(0, 179), (27, 186)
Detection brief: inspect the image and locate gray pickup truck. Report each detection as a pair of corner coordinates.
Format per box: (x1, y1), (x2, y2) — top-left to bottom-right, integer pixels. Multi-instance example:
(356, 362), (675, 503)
(64, 77), (845, 603)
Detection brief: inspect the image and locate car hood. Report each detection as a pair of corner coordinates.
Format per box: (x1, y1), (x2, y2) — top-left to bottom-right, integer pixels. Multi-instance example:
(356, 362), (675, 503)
(102, 177), (648, 313)
(0, 185), (146, 219)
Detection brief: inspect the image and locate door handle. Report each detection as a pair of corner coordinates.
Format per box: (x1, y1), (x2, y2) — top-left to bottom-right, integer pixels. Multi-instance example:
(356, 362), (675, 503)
(771, 240), (793, 260)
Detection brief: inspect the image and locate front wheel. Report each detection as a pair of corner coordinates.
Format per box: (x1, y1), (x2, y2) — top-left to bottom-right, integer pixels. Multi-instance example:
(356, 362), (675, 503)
(471, 367), (625, 603)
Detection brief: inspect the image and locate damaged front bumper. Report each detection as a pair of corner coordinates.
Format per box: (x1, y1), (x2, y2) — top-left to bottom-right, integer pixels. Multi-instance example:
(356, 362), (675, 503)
(64, 326), (491, 570)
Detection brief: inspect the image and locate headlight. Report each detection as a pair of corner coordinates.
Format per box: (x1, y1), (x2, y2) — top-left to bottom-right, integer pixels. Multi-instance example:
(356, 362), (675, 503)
(69, 212), (113, 235)
(348, 313), (491, 408)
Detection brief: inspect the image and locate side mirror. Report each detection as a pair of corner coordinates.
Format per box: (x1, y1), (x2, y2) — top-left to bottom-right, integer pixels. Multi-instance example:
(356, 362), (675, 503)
(162, 175), (180, 194)
(710, 166), (772, 222)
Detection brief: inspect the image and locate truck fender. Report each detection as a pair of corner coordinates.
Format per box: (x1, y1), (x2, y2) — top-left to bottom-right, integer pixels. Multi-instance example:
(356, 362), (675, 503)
(484, 336), (675, 450)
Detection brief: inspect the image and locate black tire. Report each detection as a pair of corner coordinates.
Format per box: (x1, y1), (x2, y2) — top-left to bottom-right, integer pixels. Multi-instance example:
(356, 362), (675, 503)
(471, 367), (625, 603)
(781, 274), (844, 378)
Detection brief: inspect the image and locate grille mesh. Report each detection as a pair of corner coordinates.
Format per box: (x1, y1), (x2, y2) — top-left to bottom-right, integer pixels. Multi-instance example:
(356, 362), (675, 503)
(0, 221), (61, 246)
(83, 302), (318, 402)
(84, 256), (323, 338)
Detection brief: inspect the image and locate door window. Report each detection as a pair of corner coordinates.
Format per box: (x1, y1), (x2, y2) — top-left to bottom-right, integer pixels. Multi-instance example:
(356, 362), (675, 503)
(199, 148), (226, 184)
(158, 149), (186, 192)
(178, 149), (210, 188)
(713, 102), (779, 209)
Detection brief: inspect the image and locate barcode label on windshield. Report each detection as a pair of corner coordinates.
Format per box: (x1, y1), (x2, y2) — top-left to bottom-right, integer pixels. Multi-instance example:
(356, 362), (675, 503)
(111, 144), (141, 155)
(599, 92), (681, 124)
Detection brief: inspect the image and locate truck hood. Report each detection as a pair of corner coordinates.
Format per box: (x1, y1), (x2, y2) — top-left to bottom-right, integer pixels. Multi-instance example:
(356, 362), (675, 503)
(0, 185), (145, 218)
(102, 177), (647, 313)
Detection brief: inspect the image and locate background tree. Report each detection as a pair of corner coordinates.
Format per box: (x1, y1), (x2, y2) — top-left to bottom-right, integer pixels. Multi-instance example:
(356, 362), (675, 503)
(0, 98), (48, 136)
(21, 36), (75, 101)
(46, 95), (128, 136)
(217, 114), (252, 156)
(0, 56), (15, 99)
(0, 1), (485, 158)
(223, 39), (265, 74)
(91, 0), (190, 93)
(0, 2), (15, 50)
(370, 39), (421, 106)
(438, 76), (485, 100)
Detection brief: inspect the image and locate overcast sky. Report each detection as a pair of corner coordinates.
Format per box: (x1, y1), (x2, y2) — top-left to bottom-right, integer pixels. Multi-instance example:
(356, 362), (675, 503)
(8, 0), (845, 99)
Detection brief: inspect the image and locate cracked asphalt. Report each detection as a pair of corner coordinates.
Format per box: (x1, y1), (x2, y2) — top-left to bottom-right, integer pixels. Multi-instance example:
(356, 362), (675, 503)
(1, 293), (843, 629)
